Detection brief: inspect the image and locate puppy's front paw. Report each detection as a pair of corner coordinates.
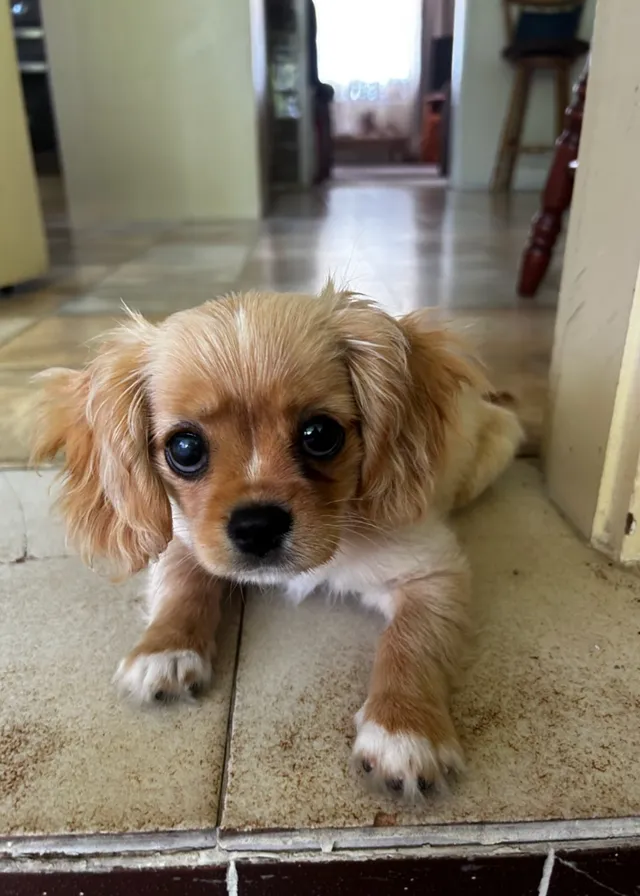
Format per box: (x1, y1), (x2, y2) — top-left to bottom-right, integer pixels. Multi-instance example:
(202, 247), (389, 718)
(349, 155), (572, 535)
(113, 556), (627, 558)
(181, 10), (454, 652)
(114, 648), (213, 705)
(353, 706), (464, 801)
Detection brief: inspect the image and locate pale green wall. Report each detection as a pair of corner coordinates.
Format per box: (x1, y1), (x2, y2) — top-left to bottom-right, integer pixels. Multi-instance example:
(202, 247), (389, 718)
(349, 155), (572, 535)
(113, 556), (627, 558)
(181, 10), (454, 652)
(43, 0), (264, 225)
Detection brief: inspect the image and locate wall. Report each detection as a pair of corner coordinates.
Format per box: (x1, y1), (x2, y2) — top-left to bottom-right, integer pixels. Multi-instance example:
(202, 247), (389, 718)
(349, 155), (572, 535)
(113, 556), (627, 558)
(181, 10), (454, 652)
(451, 0), (595, 190)
(42, 0), (263, 226)
(251, 0), (270, 210)
(546, 0), (640, 561)
(0, 3), (48, 287)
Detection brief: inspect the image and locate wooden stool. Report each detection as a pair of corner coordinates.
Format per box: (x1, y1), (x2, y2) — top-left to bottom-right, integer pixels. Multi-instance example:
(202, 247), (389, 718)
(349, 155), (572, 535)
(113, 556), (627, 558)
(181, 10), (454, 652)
(492, 0), (588, 193)
(518, 62), (588, 297)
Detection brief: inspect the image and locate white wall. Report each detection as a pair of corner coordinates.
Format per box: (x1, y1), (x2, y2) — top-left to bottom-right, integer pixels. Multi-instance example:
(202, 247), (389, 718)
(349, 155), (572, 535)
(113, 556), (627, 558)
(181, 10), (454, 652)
(42, 0), (264, 226)
(451, 0), (595, 190)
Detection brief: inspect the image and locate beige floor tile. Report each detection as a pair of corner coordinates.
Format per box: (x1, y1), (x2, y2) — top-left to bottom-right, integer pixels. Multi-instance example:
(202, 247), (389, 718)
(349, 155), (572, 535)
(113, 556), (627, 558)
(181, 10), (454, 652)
(138, 243), (251, 277)
(57, 263), (239, 315)
(219, 461), (640, 834)
(0, 315), (164, 372)
(49, 264), (113, 293)
(0, 470), (68, 561)
(0, 318), (35, 349)
(0, 473), (27, 562)
(0, 555), (241, 836)
(58, 284), (230, 316)
(49, 235), (162, 267)
(235, 276), (399, 311)
(159, 221), (259, 245)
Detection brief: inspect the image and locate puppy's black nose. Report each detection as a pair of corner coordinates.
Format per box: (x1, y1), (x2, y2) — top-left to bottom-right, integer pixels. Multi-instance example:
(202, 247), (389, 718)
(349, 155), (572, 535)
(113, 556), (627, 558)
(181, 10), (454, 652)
(227, 503), (292, 558)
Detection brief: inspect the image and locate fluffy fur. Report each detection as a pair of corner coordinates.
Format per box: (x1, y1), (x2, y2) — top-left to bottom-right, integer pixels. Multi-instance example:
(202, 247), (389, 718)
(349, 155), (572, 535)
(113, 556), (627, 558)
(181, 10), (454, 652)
(32, 284), (522, 801)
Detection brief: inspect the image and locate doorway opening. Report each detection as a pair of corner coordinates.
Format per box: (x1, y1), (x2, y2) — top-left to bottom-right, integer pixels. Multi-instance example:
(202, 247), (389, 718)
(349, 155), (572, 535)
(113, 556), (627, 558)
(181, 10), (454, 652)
(314, 0), (455, 183)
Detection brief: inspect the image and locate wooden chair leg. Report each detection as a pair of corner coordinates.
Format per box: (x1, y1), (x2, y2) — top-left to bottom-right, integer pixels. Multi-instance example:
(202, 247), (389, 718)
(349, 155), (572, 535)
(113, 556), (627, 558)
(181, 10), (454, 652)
(518, 69), (587, 298)
(492, 64), (531, 192)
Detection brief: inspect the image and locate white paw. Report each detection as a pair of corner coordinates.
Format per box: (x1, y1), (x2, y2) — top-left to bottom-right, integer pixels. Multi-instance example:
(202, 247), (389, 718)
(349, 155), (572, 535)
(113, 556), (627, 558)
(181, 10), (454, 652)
(114, 649), (213, 705)
(353, 709), (464, 801)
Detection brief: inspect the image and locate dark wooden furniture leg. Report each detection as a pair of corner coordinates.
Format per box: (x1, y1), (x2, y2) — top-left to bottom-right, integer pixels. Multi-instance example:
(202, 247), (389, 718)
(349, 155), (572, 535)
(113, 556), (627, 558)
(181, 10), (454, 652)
(518, 65), (588, 298)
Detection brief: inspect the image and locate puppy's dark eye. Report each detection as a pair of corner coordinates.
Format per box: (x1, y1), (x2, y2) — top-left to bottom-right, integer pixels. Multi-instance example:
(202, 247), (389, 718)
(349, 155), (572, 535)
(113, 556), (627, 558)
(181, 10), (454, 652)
(165, 431), (208, 477)
(299, 415), (345, 460)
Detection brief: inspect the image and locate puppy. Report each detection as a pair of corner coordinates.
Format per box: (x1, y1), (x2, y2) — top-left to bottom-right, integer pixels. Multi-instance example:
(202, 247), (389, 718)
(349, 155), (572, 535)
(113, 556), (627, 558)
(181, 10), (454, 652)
(32, 284), (522, 800)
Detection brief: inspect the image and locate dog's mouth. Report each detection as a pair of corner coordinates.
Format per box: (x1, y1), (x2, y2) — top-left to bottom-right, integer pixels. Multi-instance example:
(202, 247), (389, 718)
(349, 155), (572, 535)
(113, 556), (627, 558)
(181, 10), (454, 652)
(196, 538), (305, 584)
(228, 550), (300, 585)
(226, 536), (336, 584)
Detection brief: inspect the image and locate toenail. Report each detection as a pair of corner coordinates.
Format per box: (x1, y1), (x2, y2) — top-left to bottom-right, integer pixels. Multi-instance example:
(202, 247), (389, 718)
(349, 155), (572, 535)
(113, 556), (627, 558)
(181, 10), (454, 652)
(418, 776), (429, 793)
(387, 778), (403, 793)
(154, 690), (165, 701)
(362, 759), (373, 773)
(188, 683), (201, 697)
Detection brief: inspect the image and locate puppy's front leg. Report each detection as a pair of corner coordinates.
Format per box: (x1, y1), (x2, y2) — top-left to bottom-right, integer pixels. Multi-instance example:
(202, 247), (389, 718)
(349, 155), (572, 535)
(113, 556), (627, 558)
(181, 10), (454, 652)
(115, 538), (222, 704)
(354, 539), (469, 800)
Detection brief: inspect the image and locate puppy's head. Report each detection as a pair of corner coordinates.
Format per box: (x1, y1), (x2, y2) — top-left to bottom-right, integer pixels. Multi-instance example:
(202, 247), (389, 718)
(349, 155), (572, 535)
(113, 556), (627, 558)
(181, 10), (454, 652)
(32, 286), (480, 581)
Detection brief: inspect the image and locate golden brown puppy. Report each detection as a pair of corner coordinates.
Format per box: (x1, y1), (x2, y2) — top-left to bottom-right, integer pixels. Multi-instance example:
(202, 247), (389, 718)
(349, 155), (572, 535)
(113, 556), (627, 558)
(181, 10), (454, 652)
(32, 284), (522, 801)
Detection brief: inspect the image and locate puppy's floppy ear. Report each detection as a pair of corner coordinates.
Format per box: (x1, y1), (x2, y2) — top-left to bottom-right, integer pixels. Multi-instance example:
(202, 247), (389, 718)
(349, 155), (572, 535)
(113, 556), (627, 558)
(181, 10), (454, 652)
(31, 314), (171, 575)
(329, 289), (484, 525)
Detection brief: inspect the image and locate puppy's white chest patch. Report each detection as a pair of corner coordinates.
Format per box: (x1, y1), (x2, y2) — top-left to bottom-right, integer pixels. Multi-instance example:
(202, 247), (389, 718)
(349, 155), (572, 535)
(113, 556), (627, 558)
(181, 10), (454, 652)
(283, 560), (395, 620)
(284, 570), (325, 604)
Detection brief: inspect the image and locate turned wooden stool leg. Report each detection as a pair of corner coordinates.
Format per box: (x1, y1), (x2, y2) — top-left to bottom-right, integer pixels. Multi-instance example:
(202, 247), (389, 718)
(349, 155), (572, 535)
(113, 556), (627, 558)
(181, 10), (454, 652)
(554, 63), (571, 138)
(517, 68), (587, 298)
(492, 64), (532, 192)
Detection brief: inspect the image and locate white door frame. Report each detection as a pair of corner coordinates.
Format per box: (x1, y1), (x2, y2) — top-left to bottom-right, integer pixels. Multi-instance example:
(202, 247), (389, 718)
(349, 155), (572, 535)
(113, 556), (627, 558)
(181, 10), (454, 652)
(545, 0), (640, 565)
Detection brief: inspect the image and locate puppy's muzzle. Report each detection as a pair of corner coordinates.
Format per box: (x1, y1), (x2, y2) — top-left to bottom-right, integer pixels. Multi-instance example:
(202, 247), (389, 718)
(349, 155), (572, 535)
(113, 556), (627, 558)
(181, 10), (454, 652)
(226, 503), (292, 559)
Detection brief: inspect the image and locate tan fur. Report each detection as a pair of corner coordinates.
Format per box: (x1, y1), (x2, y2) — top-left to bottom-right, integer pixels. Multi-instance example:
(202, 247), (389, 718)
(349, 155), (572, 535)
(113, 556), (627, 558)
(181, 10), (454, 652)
(331, 295), (489, 526)
(360, 568), (470, 770)
(125, 539), (220, 664)
(31, 315), (171, 575)
(32, 285), (522, 796)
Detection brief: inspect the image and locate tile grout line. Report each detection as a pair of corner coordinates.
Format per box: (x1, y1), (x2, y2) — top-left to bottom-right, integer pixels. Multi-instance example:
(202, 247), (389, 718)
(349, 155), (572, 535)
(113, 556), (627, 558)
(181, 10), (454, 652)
(538, 848), (555, 896)
(218, 818), (640, 854)
(216, 590), (247, 829)
(226, 858), (239, 896)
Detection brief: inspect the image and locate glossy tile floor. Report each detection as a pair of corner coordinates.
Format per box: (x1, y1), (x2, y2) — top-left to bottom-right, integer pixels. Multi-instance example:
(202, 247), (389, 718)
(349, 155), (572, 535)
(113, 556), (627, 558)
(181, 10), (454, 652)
(5, 172), (638, 853)
(0, 172), (556, 466)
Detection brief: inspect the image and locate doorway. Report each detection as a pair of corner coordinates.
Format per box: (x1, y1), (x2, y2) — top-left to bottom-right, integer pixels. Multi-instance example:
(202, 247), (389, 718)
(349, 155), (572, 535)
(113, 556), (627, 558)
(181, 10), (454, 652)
(314, 0), (455, 180)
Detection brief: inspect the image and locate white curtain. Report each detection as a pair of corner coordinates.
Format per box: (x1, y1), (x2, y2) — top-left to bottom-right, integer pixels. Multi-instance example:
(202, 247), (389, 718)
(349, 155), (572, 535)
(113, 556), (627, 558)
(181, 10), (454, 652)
(315, 0), (423, 140)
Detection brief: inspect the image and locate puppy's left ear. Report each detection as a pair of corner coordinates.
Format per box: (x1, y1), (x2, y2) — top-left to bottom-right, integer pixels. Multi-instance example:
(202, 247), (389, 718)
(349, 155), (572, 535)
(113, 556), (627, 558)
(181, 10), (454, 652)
(31, 315), (172, 575)
(332, 295), (484, 525)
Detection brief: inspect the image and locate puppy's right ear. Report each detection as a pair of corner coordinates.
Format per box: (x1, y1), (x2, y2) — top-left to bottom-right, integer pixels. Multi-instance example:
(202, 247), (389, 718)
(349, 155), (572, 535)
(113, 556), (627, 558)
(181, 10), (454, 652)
(31, 316), (171, 575)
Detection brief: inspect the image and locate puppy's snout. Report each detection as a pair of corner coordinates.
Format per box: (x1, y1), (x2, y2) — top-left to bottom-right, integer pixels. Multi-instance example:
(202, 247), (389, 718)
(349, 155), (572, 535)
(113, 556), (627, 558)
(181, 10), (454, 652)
(227, 503), (292, 558)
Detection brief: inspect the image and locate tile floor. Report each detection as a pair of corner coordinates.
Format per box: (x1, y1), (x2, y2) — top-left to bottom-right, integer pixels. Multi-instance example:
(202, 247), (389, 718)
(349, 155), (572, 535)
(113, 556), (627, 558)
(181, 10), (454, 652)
(0, 175), (556, 467)
(3, 171), (638, 865)
(2, 462), (640, 848)
(222, 461), (640, 839)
